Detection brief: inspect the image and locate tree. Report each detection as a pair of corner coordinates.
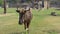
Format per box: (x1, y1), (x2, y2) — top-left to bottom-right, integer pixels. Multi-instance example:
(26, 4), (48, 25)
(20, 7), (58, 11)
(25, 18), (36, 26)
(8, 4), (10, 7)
(0, 0), (3, 6)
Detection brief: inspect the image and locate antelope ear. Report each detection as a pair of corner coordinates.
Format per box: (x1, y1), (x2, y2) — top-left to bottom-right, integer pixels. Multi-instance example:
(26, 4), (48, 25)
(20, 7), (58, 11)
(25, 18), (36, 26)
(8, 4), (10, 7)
(16, 8), (20, 13)
(16, 10), (20, 13)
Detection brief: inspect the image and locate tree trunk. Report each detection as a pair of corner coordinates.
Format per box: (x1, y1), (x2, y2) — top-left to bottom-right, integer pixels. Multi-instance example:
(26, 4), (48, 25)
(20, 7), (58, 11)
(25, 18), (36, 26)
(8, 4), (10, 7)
(44, 0), (49, 9)
(42, 0), (44, 8)
(4, 0), (6, 14)
(16, 0), (20, 10)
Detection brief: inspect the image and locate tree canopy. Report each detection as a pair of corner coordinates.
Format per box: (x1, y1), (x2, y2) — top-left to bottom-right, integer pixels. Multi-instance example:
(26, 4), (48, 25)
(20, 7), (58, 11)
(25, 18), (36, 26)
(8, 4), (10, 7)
(0, 0), (3, 6)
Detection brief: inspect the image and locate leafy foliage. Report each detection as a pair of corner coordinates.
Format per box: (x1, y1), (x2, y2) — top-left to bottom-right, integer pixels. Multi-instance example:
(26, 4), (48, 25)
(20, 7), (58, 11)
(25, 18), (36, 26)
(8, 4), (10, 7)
(8, 0), (17, 3)
(0, 0), (3, 6)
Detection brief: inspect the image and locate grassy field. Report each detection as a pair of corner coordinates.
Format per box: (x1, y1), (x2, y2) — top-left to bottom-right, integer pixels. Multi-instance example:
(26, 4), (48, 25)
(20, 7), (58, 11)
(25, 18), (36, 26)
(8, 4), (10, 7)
(0, 8), (60, 34)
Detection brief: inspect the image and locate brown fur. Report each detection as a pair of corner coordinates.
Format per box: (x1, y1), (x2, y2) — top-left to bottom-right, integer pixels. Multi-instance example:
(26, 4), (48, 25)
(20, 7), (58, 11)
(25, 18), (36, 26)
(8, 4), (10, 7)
(16, 8), (33, 31)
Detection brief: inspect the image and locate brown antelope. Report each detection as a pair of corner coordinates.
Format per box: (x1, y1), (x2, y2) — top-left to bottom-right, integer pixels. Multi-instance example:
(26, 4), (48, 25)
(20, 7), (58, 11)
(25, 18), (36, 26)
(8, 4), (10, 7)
(16, 7), (33, 34)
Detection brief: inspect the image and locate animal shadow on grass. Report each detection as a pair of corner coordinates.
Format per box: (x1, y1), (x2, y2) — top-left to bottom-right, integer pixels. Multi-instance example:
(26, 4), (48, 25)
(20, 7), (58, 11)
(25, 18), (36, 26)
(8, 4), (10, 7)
(10, 31), (26, 34)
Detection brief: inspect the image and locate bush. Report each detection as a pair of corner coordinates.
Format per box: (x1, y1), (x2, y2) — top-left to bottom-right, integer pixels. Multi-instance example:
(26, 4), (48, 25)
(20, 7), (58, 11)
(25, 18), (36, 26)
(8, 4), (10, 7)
(51, 12), (57, 16)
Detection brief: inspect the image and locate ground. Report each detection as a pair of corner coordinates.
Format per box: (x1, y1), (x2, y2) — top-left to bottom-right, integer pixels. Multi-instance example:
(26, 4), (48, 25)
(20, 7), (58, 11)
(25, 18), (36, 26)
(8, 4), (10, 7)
(0, 8), (60, 34)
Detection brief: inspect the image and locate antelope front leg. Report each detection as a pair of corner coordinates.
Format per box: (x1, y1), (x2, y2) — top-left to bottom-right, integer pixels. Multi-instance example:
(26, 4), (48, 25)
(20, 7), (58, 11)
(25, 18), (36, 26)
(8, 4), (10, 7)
(24, 22), (30, 34)
(24, 23), (28, 34)
(27, 22), (30, 34)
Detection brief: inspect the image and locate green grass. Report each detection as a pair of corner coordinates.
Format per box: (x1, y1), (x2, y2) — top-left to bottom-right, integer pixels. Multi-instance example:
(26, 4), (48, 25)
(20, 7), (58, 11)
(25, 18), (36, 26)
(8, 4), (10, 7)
(0, 8), (60, 34)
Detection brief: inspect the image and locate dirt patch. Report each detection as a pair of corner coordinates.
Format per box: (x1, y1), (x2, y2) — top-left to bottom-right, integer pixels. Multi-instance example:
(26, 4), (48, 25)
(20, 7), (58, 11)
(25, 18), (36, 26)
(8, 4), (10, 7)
(44, 16), (60, 23)
(0, 13), (15, 17)
(44, 16), (60, 30)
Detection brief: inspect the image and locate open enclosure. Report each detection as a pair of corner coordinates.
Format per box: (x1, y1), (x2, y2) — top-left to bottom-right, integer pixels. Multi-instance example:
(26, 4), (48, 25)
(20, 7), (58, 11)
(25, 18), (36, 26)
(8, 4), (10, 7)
(0, 0), (60, 34)
(0, 8), (60, 34)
